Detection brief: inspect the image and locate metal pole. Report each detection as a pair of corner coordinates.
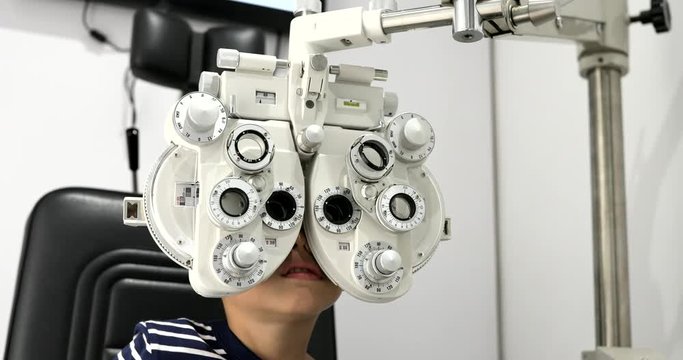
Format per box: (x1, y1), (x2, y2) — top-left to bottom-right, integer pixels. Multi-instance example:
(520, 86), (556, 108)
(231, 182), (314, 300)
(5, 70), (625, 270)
(381, 5), (454, 34)
(587, 67), (632, 347)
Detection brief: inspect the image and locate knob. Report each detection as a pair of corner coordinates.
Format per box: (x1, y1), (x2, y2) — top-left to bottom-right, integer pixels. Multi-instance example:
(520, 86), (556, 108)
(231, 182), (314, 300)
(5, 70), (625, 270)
(187, 96), (219, 132)
(198, 71), (220, 97)
(374, 250), (402, 276)
(217, 49), (240, 69)
(369, 0), (397, 11)
(401, 117), (430, 150)
(295, 0), (322, 16)
(173, 92), (227, 144)
(631, 0), (671, 34)
(297, 124), (325, 153)
(231, 242), (260, 269)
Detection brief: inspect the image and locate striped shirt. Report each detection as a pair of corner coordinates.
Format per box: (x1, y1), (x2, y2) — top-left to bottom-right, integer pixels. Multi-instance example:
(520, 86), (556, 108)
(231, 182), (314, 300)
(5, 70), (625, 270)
(114, 318), (260, 360)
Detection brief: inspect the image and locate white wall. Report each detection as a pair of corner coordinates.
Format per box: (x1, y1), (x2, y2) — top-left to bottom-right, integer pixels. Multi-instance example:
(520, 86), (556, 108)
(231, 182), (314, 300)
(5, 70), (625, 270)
(494, 0), (683, 359)
(1, 0), (499, 359)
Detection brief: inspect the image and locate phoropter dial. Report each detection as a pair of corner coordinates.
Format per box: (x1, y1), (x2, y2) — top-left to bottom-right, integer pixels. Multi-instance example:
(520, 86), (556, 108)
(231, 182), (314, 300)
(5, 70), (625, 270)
(261, 182), (305, 231)
(349, 134), (395, 182)
(353, 241), (404, 294)
(173, 92), (228, 144)
(212, 233), (267, 288)
(227, 124), (275, 173)
(387, 113), (435, 162)
(208, 178), (261, 229)
(314, 187), (362, 234)
(376, 184), (426, 232)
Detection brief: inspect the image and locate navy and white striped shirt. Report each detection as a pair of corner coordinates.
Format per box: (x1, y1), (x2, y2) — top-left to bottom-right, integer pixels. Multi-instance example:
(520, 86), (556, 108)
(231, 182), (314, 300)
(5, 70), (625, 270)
(115, 318), (260, 360)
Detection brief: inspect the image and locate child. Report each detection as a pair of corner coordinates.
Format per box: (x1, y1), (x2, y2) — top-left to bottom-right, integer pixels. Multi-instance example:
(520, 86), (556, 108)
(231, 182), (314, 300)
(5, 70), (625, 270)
(115, 230), (342, 360)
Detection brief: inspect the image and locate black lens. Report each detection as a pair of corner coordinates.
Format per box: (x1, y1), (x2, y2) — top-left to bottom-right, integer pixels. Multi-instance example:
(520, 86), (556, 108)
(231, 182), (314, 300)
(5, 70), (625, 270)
(323, 195), (354, 225)
(265, 191), (297, 222)
(220, 188), (250, 217)
(389, 193), (416, 221)
(359, 140), (389, 171)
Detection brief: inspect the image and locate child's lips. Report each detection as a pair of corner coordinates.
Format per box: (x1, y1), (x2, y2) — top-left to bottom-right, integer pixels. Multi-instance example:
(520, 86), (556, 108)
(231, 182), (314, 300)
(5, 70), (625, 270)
(280, 262), (324, 280)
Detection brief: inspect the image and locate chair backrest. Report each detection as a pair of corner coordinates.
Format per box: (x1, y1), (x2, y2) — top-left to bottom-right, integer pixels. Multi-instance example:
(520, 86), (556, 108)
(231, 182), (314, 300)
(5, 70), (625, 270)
(5, 188), (336, 360)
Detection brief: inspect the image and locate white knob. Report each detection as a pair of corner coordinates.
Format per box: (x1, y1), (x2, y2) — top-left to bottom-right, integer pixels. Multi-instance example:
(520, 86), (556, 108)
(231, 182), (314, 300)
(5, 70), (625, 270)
(375, 250), (402, 275)
(198, 72), (220, 97)
(217, 49), (240, 69)
(232, 242), (260, 269)
(187, 96), (219, 131)
(369, 0), (398, 11)
(401, 117), (430, 150)
(297, 124), (325, 152)
(295, 0), (322, 15)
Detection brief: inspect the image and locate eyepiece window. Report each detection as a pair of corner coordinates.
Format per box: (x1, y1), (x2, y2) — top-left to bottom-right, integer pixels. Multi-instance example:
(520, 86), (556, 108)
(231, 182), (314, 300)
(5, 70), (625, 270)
(359, 140), (389, 171)
(220, 188), (250, 217)
(266, 191), (298, 222)
(235, 130), (269, 164)
(323, 195), (354, 225)
(389, 193), (416, 221)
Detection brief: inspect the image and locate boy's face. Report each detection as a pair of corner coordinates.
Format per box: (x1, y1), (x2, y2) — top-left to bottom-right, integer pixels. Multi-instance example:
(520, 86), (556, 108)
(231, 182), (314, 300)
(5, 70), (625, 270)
(222, 230), (342, 319)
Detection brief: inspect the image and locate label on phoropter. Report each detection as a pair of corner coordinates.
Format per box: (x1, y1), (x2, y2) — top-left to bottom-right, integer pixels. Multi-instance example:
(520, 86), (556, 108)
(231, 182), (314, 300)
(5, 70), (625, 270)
(175, 182), (199, 207)
(255, 91), (276, 105)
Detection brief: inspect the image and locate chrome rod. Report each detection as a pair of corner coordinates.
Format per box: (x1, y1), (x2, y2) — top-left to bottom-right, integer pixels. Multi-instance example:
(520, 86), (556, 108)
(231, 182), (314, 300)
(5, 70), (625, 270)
(587, 67), (632, 347)
(381, 5), (454, 34)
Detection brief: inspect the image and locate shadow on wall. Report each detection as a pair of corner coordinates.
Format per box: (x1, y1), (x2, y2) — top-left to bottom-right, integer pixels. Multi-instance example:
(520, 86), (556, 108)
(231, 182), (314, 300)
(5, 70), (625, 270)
(629, 77), (683, 358)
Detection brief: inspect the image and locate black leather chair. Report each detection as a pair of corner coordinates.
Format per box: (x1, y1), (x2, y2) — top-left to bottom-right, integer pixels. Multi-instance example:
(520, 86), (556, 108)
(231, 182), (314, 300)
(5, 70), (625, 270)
(5, 188), (336, 360)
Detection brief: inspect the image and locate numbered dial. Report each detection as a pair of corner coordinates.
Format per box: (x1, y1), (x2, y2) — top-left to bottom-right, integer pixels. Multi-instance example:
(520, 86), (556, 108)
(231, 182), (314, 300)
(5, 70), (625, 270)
(314, 187), (361, 234)
(261, 182), (305, 230)
(173, 92), (228, 144)
(209, 178), (261, 229)
(376, 184), (426, 232)
(212, 233), (267, 288)
(349, 134), (395, 182)
(227, 124), (275, 173)
(387, 113), (435, 162)
(353, 241), (404, 294)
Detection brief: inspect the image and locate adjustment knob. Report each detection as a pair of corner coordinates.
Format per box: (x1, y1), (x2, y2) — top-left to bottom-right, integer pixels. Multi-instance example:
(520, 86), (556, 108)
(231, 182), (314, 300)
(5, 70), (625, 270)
(387, 113), (435, 162)
(375, 250), (402, 276)
(173, 92), (227, 144)
(297, 124), (325, 153)
(188, 97), (219, 131)
(401, 117), (430, 150)
(631, 0), (671, 33)
(232, 242), (260, 269)
(369, 0), (398, 11)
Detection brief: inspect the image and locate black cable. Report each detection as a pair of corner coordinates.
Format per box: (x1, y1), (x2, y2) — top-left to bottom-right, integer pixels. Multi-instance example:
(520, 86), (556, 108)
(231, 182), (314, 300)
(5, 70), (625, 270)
(81, 0), (130, 52)
(124, 68), (140, 193)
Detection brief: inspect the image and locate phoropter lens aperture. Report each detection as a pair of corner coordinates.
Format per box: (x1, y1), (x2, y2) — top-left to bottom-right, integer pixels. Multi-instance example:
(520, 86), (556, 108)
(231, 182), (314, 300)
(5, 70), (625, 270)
(265, 191), (297, 222)
(359, 140), (389, 171)
(220, 188), (250, 217)
(389, 193), (417, 221)
(323, 195), (354, 225)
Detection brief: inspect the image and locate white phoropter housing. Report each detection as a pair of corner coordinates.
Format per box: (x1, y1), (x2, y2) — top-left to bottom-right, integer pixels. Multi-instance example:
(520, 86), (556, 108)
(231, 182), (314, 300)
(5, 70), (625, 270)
(121, 2), (452, 302)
